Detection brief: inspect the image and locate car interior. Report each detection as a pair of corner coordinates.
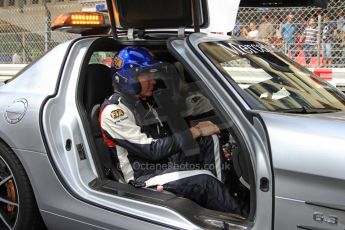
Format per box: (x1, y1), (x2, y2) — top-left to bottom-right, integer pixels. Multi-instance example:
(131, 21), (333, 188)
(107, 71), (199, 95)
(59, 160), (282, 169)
(77, 37), (255, 225)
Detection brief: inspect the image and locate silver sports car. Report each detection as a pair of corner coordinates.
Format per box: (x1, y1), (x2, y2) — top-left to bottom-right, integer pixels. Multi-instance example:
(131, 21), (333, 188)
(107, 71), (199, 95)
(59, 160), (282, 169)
(1, 0), (344, 230)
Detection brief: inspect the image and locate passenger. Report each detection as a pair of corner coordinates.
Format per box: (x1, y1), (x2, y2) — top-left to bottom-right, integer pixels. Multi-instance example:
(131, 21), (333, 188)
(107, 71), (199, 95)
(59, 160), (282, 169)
(99, 46), (245, 215)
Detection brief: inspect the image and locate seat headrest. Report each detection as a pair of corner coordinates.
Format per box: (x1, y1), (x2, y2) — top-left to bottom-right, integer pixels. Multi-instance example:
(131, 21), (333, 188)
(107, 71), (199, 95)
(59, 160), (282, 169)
(85, 64), (113, 113)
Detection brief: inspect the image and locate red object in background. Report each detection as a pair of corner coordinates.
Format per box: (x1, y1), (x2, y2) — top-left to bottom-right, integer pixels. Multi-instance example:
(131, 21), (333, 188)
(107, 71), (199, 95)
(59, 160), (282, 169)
(314, 68), (333, 81)
(105, 57), (112, 66)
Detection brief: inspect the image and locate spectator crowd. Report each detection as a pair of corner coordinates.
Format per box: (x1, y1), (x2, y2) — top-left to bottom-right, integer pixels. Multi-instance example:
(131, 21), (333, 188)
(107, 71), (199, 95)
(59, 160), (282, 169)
(232, 9), (345, 68)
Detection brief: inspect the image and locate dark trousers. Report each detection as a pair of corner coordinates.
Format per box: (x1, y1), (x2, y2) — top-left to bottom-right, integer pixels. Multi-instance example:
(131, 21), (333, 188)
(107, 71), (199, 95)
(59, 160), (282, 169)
(135, 136), (243, 215)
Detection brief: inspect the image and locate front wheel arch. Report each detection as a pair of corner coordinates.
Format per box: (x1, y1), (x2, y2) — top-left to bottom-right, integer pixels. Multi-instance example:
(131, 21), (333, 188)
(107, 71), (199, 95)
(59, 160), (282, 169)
(0, 139), (46, 230)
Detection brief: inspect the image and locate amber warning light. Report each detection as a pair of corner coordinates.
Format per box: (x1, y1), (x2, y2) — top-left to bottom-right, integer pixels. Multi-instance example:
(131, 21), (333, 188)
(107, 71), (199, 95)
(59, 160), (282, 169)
(70, 14), (103, 25)
(51, 12), (106, 32)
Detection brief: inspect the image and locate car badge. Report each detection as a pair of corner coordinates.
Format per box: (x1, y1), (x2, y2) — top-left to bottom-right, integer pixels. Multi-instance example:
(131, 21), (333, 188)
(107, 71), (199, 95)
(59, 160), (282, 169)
(313, 212), (338, 225)
(4, 98), (28, 124)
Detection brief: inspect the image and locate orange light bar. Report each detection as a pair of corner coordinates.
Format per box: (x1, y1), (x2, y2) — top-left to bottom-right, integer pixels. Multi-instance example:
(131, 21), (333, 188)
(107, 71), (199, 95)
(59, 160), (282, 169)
(51, 12), (104, 30)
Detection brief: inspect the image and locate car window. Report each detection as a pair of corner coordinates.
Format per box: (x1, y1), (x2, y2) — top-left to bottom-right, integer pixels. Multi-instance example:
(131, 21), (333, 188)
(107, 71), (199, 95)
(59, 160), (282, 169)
(156, 61), (251, 187)
(89, 51), (116, 67)
(199, 40), (345, 112)
(166, 62), (252, 212)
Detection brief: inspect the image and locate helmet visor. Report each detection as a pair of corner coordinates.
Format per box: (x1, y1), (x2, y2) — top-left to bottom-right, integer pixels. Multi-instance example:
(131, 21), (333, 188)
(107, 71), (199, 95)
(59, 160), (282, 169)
(114, 62), (182, 95)
(137, 62), (181, 92)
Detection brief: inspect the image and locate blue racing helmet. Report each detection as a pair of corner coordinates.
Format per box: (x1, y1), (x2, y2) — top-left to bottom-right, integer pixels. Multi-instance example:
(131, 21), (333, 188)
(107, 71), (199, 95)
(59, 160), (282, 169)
(111, 46), (160, 95)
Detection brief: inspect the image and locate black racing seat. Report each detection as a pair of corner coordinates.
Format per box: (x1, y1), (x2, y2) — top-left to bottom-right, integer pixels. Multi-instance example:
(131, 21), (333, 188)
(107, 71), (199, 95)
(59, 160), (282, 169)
(90, 105), (125, 183)
(85, 64), (125, 183)
(85, 64), (113, 113)
(85, 64), (112, 138)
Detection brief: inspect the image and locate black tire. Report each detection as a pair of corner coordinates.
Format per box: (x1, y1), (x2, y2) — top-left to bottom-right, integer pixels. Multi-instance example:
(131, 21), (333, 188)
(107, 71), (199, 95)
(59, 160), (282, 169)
(0, 141), (46, 230)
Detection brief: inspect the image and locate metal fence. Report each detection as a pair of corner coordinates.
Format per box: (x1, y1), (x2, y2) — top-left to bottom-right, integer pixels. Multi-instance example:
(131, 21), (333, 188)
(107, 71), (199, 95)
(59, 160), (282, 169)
(0, 1), (94, 63)
(0, 0), (345, 68)
(236, 0), (345, 68)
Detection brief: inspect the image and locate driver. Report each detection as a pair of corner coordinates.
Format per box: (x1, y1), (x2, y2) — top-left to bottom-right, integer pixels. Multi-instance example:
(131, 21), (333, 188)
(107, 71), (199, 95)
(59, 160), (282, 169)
(99, 46), (243, 214)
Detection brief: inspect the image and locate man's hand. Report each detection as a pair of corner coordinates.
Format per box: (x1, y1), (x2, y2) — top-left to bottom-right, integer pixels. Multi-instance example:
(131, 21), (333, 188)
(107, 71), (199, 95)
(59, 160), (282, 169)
(190, 121), (220, 139)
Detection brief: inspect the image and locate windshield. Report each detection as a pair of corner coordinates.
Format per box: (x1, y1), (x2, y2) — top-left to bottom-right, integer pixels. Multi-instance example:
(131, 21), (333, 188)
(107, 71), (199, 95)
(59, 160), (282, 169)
(199, 40), (345, 112)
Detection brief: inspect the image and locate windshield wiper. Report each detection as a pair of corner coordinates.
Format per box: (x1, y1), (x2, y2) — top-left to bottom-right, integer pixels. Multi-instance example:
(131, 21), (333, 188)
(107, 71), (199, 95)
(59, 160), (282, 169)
(276, 106), (342, 114)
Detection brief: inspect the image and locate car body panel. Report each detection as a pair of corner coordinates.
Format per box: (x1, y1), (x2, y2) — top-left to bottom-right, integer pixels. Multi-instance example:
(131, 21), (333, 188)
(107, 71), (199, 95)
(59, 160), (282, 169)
(275, 196), (344, 230)
(259, 111), (345, 229)
(261, 111), (345, 185)
(3, 42), (69, 95)
(14, 149), (172, 230)
(0, 42), (70, 153)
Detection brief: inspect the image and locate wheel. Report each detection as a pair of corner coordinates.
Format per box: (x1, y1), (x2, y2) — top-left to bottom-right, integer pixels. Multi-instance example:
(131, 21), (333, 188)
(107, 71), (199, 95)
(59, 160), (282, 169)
(0, 141), (46, 230)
